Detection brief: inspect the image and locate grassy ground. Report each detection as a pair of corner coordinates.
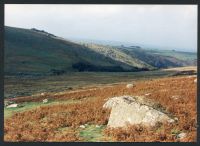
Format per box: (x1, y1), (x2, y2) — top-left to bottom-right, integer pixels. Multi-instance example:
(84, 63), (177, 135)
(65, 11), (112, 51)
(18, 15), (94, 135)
(4, 70), (175, 98)
(79, 125), (108, 142)
(4, 99), (81, 119)
(162, 66), (197, 72)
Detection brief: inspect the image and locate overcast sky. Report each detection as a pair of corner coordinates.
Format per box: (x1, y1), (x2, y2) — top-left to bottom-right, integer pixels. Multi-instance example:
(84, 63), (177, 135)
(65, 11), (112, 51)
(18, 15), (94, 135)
(5, 4), (197, 52)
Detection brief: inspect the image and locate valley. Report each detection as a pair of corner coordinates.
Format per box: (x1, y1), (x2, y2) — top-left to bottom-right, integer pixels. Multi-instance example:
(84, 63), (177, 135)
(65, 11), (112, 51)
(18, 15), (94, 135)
(4, 26), (197, 142)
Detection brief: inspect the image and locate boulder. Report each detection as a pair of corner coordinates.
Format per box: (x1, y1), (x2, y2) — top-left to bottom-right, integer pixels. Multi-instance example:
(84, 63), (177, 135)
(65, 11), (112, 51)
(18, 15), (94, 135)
(103, 96), (134, 109)
(6, 103), (18, 108)
(103, 96), (155, 109)
(103, 96), (174, 128)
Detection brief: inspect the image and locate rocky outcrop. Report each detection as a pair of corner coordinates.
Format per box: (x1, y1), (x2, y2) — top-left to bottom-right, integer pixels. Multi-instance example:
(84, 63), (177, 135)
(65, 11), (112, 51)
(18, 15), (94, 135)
(103, 96), (174, 128)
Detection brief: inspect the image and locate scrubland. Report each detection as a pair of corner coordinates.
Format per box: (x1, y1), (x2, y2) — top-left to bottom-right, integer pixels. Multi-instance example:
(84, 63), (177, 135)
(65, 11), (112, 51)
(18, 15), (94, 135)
(4, 75), (197, 142)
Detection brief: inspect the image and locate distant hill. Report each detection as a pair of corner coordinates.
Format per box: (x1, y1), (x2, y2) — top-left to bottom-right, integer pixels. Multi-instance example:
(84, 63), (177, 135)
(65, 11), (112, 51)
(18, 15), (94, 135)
(81, 43), (154, 69)
(4, 26), (197, 76)
(118, 46), (196, 68)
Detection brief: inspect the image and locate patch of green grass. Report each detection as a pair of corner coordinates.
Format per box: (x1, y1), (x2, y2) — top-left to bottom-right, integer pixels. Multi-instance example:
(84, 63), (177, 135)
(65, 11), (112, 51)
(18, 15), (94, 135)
(171, 128), (181, 136)
(79, 125), (110, 142)
(4, 99), (81, 119)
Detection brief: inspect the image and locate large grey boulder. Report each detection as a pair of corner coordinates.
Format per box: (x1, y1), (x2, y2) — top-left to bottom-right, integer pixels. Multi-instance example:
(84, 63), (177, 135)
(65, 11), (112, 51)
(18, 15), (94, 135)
(103, 96), (174, 128)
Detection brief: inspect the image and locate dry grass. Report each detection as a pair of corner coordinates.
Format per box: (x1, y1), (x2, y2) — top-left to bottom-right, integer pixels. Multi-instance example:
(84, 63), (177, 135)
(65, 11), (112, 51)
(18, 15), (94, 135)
(4, 76), (197, 142)
(162, 66), (197, 72)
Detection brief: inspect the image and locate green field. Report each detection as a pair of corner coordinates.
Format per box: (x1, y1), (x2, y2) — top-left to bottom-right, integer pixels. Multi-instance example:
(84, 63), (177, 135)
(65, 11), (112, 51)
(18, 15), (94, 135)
(4, 99), (82, 119)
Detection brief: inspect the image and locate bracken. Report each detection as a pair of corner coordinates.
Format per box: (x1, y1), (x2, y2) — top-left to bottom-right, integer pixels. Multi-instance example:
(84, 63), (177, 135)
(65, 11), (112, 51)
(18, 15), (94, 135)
(4, 76), (197, 142)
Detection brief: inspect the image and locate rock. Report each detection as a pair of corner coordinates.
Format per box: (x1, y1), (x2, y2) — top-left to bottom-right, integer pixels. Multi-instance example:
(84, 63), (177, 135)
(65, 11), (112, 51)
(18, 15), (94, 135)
(4, 100), (14, 107)
(41, 93), (45, 96)
(170, 95), (180, 100)
(43, 99), (48, 103)
(103, 96), (136, 109)
(167, 119), (175, 123)
(6, 103), (18, 108)
(79, 125), (85, 128)
(126, 84), (134, 89)
(194, 78), (197, 83)
(96, 125), (100, 128)
(145, 93), (151, 96)
(177, 133), (187, 139)
(103, 96), (155, 110)
(174, 117), (178, 121)
(103, 96), (174, 128)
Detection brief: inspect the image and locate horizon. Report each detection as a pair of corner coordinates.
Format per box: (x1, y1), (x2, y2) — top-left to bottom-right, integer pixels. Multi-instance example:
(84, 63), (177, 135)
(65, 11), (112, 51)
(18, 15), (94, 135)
(5, 4), (197, 52)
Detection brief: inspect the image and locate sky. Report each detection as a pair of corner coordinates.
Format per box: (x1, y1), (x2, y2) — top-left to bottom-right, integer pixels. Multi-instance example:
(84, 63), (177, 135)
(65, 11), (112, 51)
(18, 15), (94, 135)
(5, 4), (197, 52)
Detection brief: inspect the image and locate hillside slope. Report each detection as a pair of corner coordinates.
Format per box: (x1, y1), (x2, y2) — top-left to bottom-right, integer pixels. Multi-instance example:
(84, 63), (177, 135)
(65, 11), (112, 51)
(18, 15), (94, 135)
(5, 26), (148, 75)
(81, 43), (154, 69)
(5, 26), (196, 75)
(118, 46), (196, 68)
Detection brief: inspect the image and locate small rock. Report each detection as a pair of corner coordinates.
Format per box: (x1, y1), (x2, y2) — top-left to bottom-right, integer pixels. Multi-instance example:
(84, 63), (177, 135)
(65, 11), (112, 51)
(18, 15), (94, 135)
(177, 132), (187, 139)
(171, 95), (180, 100)
(168, 119), (175, 123)
(6, 103), (18, 108)
(194, 78), (197, 83)
(145, 93), (151, 96)
(96, 125), (100, 128)
(43, 99), (48, 103)
(41, 93), (45, 96)
(174, 117), (178, 121)
(126, 84), (134, 89)
(4, 101), (14, 107)
(79, 125), (85, 128)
